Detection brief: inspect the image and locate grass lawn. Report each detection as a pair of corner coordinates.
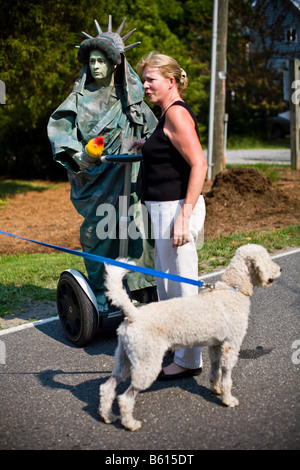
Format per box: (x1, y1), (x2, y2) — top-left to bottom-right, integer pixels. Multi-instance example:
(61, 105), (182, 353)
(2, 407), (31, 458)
(0, 252), (86, 317)
(198, 225), (299, 273)
(0, 225), (299, 317)
(0, 166), (299, 318)
(226, 135), (290, 150)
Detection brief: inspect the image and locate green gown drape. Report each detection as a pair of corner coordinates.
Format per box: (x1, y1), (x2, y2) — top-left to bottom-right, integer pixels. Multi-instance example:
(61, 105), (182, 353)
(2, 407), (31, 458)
(48, 59), (157, 312)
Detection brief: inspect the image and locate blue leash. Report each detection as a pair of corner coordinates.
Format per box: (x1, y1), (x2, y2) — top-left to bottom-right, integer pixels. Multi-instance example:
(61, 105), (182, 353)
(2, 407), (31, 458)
(0, 230), (204, 287)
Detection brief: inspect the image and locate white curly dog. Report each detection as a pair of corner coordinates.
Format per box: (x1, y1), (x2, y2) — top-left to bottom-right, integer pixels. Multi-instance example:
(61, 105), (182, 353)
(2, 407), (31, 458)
(100, 244), (281, 431)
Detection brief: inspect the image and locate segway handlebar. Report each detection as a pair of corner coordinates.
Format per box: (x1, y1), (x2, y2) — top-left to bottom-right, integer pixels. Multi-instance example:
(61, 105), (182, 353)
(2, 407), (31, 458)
(101, 153), (143, 163)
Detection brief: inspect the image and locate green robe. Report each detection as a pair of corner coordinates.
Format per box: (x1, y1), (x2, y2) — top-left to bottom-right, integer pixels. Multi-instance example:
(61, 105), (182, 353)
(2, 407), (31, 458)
(48, 61), (157, 312)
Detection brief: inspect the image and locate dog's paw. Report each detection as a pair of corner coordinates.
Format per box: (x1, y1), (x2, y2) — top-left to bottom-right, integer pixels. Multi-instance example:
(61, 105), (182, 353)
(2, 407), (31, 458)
(100, 410), (119, 424)
(222, 395), (239, 408)
(122, 417), (142, 432)
(211, 383), (222, 395)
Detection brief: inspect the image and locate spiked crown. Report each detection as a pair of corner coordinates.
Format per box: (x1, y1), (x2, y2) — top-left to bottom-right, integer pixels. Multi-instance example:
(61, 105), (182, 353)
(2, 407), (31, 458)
(77, 15), (141, 65)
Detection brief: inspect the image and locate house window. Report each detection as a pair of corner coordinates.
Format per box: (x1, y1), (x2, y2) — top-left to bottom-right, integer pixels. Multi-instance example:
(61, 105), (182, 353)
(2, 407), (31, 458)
(286, 29), (297, 42)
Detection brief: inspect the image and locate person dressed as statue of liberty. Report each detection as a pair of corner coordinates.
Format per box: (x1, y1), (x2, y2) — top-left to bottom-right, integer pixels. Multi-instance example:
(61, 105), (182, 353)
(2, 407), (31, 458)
(48, 16), (157, 314)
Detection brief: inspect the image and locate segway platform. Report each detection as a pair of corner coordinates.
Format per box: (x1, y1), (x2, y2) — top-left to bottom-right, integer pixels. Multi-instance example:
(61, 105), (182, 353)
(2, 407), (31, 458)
(56, 153), (157, 346)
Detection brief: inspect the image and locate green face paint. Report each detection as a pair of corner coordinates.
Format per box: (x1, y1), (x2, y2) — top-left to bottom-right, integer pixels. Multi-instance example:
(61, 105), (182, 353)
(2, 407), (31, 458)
(89, 50), (115, 86)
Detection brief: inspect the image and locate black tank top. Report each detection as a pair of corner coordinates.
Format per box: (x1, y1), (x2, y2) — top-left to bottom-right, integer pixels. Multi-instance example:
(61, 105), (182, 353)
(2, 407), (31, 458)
(142, 101), (200, 201)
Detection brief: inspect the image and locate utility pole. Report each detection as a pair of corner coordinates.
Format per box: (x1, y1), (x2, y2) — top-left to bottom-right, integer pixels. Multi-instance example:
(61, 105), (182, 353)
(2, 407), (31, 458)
(212, 0), (229, 179)
(207, 0), (229, 180)
(207, 0), (218, 181)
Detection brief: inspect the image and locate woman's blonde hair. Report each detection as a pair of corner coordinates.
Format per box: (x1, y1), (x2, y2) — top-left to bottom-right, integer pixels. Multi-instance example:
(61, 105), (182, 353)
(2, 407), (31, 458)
(136, 51), (188, 94)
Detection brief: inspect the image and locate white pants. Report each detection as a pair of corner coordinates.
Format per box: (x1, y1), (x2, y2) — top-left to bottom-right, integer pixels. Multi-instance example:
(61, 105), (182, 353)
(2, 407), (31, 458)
(145, 195), (206, 369)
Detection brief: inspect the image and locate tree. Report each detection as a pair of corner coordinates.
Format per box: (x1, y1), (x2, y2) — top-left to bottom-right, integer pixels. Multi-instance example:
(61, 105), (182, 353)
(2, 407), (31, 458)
(0, 0), (288, 179)
(0, 0), (210, 178)
(226, 0), (287, 136)
(0, 0), (83, 178)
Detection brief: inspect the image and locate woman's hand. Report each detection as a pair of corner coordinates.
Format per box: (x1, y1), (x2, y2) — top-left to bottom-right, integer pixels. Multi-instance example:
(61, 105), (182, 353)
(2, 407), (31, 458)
(128, 139), (146, 153)
(172, 204), (192, 247)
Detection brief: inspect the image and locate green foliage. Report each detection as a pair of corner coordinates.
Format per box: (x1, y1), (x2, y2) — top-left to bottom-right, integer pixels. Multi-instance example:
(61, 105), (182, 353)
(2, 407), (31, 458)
(226, 0), (287, 135)
(0, 0), (212, 178)
(0, 0), (288, 179)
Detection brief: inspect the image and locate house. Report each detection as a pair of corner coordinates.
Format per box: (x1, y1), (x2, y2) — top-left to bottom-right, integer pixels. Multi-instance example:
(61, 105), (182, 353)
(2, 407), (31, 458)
(253, 0), (300, 71)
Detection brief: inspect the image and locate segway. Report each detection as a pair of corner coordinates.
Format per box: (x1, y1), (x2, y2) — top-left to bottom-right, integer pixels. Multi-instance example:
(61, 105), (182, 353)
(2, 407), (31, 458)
(56, 154), (157, 346)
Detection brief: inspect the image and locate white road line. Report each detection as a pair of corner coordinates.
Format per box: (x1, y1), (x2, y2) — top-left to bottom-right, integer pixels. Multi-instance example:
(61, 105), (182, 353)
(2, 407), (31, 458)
(0, 315), (59, 336)
(0, 247), (299, 337)
(270, 247), (300, 259)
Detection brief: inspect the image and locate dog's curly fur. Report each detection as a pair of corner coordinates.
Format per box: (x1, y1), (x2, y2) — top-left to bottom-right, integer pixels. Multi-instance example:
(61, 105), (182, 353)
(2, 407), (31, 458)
(99, 244), (281, 431)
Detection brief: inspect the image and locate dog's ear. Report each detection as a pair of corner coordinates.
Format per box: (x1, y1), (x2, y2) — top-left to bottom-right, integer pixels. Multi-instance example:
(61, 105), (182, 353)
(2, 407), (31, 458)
(246, 256), (266, 284)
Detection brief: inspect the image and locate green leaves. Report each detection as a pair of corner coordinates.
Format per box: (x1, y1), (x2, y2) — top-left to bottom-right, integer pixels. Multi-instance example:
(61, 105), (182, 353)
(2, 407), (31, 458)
(0, 0), (288, 178)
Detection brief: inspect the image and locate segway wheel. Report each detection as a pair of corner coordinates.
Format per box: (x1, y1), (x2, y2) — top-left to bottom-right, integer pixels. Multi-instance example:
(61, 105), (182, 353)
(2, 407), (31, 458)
(56, 272), (98, 346)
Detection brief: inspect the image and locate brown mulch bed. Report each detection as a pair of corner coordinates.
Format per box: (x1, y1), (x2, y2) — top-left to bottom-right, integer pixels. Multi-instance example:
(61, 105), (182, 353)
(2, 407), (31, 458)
(0, 166), (299, 256)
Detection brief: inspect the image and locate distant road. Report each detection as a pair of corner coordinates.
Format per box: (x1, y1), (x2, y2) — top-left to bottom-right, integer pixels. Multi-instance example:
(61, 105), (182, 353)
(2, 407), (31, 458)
(224, 148), (290, 165)
(204, 148), (290, 165)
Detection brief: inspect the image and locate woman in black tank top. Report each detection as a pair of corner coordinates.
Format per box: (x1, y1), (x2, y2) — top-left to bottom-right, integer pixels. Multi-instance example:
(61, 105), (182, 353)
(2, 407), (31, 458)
(142, 100), (200, 202)
(130, 52), (208, 380)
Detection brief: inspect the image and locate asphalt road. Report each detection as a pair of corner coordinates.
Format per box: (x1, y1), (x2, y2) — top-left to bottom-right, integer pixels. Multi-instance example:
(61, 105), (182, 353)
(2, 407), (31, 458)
(204, 148), (291, 165)
(0, 249), (299, 452)
(225, 148), (291, 164)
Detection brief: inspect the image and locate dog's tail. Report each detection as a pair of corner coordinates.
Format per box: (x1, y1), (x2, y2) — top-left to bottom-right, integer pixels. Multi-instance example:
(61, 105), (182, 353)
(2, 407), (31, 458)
(104, 259), (138, 320)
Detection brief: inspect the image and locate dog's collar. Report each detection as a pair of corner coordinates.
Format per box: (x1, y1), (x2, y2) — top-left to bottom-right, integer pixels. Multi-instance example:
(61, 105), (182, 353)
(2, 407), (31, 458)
(200, 282), (244, 295)
(199, 282), (215, 290)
